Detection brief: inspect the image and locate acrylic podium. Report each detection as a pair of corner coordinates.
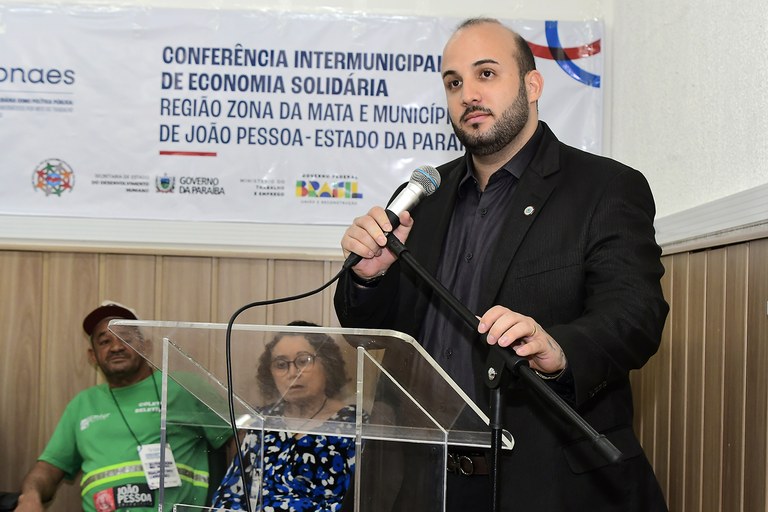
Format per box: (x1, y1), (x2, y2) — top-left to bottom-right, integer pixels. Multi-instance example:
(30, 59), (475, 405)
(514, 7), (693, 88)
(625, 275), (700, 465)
(109, 320), (513, 512)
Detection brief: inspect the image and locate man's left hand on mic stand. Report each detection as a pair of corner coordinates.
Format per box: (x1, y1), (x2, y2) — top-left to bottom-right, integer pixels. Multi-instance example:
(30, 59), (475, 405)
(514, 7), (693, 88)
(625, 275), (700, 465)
(478, 305), (568, 378)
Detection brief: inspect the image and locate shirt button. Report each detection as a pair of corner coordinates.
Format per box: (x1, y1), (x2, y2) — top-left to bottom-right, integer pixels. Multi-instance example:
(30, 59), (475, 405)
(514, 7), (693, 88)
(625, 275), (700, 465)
(465, 252), (473, 262)
(479, 208), (488, 216)
(445, 349), (453, 358)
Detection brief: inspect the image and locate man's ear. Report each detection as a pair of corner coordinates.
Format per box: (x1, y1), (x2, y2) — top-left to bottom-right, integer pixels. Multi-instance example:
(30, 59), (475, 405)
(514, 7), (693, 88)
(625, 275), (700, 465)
(87, 346), (97, 367)
(525, 70), (544, 103)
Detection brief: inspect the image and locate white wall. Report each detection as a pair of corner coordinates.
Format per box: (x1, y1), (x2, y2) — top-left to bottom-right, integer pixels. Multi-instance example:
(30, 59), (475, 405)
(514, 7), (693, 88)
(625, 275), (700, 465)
(3, 0), (766, 251)
(611, 1), (768, 247)
(612, 1), (768, 217)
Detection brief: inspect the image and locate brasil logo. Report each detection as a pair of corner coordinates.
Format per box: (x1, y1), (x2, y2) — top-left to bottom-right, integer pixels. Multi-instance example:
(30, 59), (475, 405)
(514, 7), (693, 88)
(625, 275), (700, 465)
(296, 179), (362, 199)
(32, 158), (75, 196)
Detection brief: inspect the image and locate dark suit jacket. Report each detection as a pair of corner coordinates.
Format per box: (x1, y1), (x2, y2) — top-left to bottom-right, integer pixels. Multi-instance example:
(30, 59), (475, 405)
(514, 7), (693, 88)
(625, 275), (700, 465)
(335, 122), (669, 511)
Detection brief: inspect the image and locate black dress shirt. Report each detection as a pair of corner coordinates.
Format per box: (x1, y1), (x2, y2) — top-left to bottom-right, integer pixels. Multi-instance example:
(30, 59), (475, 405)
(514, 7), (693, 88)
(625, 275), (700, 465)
(419, 124), (544, 401)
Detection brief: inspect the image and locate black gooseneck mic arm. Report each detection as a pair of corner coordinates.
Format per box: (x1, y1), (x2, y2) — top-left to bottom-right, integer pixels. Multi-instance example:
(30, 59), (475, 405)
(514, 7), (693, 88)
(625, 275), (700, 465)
(383, 233), (622, 512)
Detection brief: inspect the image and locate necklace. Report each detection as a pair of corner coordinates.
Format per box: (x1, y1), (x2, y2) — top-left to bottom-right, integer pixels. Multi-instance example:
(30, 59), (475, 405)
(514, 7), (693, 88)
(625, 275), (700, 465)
(108, 373), (161, 447)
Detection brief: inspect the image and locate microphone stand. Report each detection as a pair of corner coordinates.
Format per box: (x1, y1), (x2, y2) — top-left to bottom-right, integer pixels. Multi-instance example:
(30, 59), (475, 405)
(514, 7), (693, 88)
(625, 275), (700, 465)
(384, 233), (622, 512)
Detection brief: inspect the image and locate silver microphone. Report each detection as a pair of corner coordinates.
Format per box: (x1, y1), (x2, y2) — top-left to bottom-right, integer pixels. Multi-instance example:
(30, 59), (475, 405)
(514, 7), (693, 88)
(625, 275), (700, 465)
(386, 165), (441, 222)
(343, 164), (441, 269)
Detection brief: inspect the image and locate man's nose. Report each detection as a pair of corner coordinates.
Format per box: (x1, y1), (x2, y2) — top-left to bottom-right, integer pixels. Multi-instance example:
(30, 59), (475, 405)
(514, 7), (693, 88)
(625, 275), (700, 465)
(107, 336), (126, 350)
(461, 80), (481, 105)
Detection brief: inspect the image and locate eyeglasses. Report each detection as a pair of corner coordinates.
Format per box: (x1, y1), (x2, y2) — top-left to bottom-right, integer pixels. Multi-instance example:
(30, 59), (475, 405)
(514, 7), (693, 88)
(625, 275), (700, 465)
(270, 353), (319, 373)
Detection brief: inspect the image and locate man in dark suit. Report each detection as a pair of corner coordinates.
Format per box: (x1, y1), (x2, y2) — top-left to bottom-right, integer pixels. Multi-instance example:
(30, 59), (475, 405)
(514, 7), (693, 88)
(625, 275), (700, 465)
(334, 17), (669, 512)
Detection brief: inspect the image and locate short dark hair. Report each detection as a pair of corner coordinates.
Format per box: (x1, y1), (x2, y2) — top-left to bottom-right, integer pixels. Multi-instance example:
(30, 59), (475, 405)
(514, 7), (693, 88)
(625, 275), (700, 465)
(455, 17), (536, 79)
(256, 321), (348, 401)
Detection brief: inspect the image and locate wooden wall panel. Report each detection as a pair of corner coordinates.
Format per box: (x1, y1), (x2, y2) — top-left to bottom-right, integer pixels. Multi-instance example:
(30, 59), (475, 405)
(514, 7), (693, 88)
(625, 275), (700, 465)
(667, 253), (690, 511)
(0, 252), (43, 492)
(721, 245), (748, 511)
(42, 253), (100, 428)
(271, 260), (327, 325)
(214, 257), (269, 325)
(159, 255), (213, 366)
(158, 255), (213, 323)
(702, 247), (726, 512)
(43, 252), (100, 512)
(744, 239), (768, 511)
(325, 261), (344, 327)
(684, 251), (707, 512)
(100, 253), (157, 320)
(211, 257), (270, 403)
(2, 236), (767, 512)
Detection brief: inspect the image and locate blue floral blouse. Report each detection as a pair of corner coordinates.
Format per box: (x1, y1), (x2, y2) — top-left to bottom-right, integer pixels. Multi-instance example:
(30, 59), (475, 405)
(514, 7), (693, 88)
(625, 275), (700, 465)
(210, 404), (360, 511)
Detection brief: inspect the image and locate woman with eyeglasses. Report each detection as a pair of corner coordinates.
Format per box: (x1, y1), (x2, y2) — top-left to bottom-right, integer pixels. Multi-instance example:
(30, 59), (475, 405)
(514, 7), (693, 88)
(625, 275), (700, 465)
(211, 321), (361, 511)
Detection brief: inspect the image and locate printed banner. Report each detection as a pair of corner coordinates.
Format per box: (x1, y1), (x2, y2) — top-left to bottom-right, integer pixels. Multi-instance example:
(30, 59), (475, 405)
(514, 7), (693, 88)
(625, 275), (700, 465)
(0, 7), (603, 225)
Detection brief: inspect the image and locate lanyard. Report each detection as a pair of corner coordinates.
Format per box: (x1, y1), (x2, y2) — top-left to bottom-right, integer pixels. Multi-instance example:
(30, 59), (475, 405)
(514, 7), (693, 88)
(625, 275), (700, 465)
(108, 373), (161, 447)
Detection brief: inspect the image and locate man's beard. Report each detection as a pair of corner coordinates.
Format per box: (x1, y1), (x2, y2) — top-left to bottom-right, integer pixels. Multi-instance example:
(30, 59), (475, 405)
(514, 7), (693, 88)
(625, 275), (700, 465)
(452, 81), (529, 157)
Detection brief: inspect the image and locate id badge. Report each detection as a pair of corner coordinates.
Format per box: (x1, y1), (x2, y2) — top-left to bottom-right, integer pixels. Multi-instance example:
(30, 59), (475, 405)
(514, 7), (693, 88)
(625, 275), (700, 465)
(138, 443), (182, 490)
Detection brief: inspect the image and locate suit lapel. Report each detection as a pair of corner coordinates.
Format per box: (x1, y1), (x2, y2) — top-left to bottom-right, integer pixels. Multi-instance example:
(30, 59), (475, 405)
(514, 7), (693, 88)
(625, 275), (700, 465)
(405, 123), (563, 315)
(477, 126), (562, 312)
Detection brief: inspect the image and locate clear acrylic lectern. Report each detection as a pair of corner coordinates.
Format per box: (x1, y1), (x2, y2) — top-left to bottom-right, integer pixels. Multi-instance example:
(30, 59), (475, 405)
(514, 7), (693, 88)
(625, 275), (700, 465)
(109, 320), (513, 512)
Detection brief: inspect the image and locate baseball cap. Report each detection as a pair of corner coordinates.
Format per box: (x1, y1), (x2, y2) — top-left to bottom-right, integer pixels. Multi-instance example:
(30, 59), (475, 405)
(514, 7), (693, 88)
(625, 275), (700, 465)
(82, 300), (139, 336)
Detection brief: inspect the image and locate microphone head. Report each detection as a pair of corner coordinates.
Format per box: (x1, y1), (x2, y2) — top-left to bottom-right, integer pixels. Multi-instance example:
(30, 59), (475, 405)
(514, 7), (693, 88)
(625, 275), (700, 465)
(410, 165), (441, 196)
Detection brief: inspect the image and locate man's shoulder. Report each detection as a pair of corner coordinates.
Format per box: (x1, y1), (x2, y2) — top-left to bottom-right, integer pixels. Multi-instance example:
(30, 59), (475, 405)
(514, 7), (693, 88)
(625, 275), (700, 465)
(560, 143), (635, 172)
(61, 383), (110, 411)
(535, 121), (638, 177)
(49, 384), (111, 434)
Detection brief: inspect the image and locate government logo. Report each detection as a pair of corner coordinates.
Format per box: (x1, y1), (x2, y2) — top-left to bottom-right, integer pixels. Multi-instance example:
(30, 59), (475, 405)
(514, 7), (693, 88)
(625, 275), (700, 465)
(156, 174), (175, 193)
(32, 158), (75, 196)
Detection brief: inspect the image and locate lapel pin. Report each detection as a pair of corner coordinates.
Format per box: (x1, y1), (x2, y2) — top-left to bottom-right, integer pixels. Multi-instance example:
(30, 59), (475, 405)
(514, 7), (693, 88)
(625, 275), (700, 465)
(524, 206), (535, 216)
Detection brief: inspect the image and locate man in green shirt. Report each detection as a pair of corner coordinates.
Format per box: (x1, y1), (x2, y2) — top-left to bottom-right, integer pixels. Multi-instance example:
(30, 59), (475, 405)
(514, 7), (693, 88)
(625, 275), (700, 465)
(15, 301), (230, 512)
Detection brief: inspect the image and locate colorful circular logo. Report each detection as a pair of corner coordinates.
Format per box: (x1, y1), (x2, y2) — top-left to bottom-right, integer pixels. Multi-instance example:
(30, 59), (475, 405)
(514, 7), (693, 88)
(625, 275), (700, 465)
(33, 158), (75, 196)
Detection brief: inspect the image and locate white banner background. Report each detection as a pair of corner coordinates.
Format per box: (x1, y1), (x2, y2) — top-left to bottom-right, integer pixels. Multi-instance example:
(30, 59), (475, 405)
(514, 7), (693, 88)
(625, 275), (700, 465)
(0, 7), (603, 225)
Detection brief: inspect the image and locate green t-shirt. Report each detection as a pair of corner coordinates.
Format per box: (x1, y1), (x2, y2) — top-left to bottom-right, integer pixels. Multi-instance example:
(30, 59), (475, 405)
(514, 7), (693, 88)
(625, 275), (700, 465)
(40, 372), (230, 512)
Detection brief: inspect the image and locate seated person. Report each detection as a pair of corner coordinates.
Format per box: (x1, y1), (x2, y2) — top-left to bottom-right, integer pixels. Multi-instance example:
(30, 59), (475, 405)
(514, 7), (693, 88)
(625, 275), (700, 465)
(15, 301), (230, 512)
(211, 321), (362, 511)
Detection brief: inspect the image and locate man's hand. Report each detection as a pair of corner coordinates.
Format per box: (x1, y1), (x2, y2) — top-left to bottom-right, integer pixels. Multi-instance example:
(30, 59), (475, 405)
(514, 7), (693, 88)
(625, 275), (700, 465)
(341, 206), (414, 279)
(14, 492), (45, 512)
(15, 461), (65, 512)
(478, 305), (567, 375)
